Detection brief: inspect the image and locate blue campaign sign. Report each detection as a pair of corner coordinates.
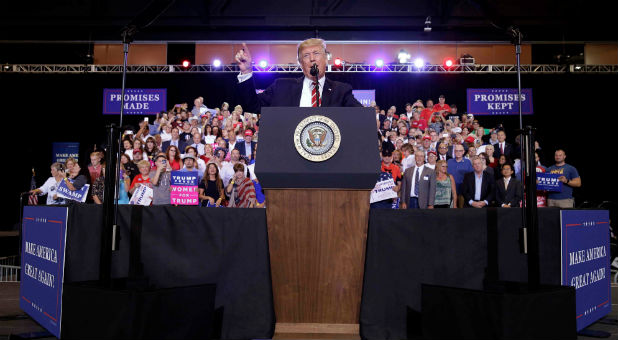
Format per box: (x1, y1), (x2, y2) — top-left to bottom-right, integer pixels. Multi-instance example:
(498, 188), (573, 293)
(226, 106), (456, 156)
(467, 88), (533, 115)
(102, 88), (167, 115)
(352, 90), (376, 107)
(56, 179), (90, 203)
(537, 173), (562, 192)
(52, 142), (80, 164)
(170, 171), (199, 186)
(20, 206), (69, 338)
(561, 210), (611, 331)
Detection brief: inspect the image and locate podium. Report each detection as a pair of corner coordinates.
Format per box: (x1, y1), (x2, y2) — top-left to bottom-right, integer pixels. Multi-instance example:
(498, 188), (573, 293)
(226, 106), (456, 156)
(256, 107), (379, 338)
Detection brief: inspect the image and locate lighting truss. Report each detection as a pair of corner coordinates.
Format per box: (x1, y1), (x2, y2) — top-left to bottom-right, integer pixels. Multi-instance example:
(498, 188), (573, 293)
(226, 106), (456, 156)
(2, 64), (617, 74)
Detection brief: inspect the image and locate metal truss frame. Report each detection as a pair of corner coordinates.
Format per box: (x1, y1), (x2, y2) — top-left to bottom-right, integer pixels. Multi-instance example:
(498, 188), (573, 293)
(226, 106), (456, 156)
(1, 64), (617, 74)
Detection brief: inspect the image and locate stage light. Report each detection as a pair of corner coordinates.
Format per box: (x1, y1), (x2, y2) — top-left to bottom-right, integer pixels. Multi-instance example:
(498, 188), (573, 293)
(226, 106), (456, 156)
(259, 60), (268, 68)
(443, 57), (455, 68)
(398, 50), (411, 64)
(213, 59), (221, 67)
(375, 59), (384, 67)
(414, 58), (425, 68)
(334, 58), (342, 66)
(181, 60), (191, 68)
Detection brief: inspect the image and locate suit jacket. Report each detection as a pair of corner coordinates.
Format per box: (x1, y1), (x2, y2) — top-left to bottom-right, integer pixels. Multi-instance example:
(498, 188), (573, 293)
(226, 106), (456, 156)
(400, 165), (436, 209)
(237, 76), (362, 114)
(495, 142), (514, 159)
(461, 170), (496, 207)
(436, 153), (452, 161)
(162, 139), (188, 154)
(495, 177), (522, 207)
(234, 141), (257, 160)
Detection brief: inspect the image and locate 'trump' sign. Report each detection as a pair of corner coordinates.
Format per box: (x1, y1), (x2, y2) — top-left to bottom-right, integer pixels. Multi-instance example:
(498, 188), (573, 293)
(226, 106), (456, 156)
(467, 88), (533, 115)
(103, 88), (167, 115)
(536, 173), (562, 192)
(170, 171), (199, 205)
(561, 210), (611, 331)
(20, 206), (68, 338)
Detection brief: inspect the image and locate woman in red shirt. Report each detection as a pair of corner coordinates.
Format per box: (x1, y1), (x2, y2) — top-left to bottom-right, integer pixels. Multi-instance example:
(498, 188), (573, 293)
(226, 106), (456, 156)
(165, 145), (181, 170)
(129, 160), (153, 194)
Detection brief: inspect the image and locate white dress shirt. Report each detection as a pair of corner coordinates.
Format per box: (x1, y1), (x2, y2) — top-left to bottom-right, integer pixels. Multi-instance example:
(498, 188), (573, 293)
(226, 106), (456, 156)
(410, 164), (425, 198)
(300, 76), (325, 107)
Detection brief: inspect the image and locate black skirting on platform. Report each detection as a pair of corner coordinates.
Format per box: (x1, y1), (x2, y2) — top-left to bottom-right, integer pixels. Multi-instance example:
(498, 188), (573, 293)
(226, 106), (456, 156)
(64, 204), (275, 340)
(360, 208), (563, 340)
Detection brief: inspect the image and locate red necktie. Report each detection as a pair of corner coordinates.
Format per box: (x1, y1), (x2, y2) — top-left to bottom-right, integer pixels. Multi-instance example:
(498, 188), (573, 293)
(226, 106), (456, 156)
(500, 143), (504, 154)
(311, 82), (320, 107)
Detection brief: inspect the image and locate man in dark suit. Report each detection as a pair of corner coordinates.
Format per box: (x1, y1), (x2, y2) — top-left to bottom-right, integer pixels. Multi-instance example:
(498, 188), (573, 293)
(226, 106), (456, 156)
(234, 129), (257, 161)
(495, 163), (522, 208)
(161, 127), (188, 154)
(461, 157), (495, 208)
(400, 151), (436, 209)
(234, 39), (361, 113)
(437, 143), (452, 161)
(495, 130), (514, 159)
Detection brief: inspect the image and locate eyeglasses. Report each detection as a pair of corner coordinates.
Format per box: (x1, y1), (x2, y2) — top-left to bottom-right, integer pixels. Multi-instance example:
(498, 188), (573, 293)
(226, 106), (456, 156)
(301, 51), (324, 60)
(455, 149), (464, 152)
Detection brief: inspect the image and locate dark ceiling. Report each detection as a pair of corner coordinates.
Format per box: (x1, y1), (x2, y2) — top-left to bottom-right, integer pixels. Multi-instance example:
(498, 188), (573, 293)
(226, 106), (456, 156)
(0, 0), (615, 42)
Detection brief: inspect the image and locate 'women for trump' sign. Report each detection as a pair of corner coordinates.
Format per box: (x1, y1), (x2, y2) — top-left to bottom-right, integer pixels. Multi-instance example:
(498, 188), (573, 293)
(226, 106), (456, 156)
(103, 88), (167, 115)
(467, 88), (533, 115)
(170, 171), (199, 205)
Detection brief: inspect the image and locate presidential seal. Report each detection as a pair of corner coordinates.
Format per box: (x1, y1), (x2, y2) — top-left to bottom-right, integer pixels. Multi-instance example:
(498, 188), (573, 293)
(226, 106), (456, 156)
(294, 115), (341, 162)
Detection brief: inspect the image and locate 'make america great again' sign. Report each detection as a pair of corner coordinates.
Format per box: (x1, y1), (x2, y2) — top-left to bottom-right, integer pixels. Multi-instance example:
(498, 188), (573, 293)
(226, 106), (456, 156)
(467, 88), (533, 115)
(103, 88), (167, 115)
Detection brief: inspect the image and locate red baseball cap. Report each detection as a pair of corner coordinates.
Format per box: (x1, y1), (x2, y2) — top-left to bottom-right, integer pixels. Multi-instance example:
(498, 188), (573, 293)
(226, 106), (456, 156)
(244, 130), (254, 136)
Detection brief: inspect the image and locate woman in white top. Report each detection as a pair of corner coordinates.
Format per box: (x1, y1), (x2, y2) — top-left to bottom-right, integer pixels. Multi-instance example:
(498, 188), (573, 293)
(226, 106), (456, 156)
(203, 124), (216, 145)
(30, 162), (67, 205)
(159, 124), (172, 142)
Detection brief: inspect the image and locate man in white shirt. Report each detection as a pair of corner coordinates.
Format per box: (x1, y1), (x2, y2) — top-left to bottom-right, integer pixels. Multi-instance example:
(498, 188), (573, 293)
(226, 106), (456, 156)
(30, 162), (67, 205)
(189, 132), (205, 155)
(220, 149), (242, 186)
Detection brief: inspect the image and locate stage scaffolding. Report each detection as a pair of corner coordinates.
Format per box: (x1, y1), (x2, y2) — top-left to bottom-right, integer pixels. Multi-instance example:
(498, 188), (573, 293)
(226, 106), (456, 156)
(2, 64), (617, 74)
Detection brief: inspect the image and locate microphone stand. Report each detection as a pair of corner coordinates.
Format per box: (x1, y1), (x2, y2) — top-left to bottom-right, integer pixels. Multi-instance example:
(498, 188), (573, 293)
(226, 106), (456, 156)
(311, 64), (320, 107)
(510, 26), (540, 288)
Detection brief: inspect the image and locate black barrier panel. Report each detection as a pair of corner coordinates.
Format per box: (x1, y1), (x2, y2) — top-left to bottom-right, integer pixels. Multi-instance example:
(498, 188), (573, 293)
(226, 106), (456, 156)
(63, 204), (274, 340)
(360, 208), (563, 340)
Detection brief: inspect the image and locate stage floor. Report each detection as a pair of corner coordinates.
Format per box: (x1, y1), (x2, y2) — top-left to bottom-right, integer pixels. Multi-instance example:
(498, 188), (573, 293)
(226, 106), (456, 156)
(1, 282), (617, 340)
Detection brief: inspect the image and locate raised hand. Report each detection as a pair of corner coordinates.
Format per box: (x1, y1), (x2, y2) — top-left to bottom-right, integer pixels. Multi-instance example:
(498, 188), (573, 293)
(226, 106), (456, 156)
(235, 43), (252, 74)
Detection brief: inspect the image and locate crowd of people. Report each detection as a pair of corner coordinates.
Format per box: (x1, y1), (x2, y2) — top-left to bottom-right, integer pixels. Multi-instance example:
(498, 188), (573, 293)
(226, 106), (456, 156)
(372, 95), (581, 209)
(30, 94), (581, 209)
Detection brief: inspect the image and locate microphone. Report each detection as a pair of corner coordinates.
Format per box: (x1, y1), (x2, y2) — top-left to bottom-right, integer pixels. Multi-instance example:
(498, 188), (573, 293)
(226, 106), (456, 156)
(310, 64), (319, 78)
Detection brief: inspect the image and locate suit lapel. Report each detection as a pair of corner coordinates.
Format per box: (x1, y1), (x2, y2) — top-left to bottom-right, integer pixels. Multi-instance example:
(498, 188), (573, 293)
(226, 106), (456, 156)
(292, 76), (303, 106)
(321, 78), (333, 107)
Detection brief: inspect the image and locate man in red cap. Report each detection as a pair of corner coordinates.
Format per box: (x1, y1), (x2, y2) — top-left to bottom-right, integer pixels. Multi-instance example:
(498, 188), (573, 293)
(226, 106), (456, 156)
(234, 128), (257, 161)
(418, 135), (432, 156)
